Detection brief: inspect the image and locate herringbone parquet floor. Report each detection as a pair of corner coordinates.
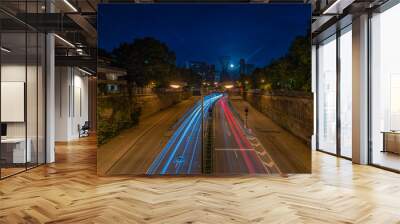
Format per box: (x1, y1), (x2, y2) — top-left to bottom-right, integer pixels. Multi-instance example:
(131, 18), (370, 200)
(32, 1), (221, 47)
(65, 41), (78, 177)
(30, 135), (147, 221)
(1, 136), (400, 223)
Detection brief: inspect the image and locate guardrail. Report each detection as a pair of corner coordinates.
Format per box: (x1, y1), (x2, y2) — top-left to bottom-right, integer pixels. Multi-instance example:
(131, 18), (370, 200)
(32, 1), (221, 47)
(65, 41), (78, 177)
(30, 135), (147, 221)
(202, 102), (215, 174)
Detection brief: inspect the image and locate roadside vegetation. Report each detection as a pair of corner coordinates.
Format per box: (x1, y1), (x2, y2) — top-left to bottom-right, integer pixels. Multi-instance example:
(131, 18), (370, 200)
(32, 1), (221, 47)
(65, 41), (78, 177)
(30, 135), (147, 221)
(239, 35), (311, 92)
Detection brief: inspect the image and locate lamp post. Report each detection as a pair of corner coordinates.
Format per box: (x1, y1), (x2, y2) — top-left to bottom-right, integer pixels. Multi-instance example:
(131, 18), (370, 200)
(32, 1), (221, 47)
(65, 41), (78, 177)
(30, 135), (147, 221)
(244, 107), (249, 128)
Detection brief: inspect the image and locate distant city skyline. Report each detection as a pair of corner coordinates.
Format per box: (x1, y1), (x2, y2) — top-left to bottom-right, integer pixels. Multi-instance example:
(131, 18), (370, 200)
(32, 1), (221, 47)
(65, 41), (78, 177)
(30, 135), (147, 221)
(99, 4), (310, 69)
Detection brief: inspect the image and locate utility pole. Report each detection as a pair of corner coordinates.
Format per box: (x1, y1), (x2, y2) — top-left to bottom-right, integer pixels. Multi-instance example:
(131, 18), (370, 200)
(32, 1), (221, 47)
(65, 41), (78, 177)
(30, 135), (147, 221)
(244, 106), (249, 128)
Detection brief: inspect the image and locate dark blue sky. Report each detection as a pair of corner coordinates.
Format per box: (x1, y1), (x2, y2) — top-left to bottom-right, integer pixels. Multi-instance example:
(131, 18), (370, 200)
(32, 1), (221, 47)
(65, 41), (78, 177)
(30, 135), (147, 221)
(98, 4), (310, 68)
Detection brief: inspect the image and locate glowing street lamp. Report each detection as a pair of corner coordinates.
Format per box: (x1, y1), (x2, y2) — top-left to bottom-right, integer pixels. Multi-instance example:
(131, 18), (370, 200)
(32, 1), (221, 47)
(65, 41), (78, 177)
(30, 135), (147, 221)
(229, 64), (234, 68)
(261, 79), (265, 83)
(170, 84), (180, 89)
(224, 85), (234, 89)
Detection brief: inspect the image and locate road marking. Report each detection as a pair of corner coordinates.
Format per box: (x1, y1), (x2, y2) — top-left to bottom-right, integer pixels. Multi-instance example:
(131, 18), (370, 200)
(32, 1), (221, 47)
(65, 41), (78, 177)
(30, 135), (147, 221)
(263, 161), (276, 168)
(257, 150), (267, 156)
(174, 155), (185, 165)
(227, 99), (284, 176)
(214, 148), (254, 151)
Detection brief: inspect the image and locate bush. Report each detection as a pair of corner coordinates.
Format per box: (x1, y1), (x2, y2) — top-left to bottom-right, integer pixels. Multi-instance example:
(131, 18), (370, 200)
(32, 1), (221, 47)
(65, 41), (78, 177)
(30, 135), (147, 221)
(97, 120), (117, 145)
(97, 96), (141, 145)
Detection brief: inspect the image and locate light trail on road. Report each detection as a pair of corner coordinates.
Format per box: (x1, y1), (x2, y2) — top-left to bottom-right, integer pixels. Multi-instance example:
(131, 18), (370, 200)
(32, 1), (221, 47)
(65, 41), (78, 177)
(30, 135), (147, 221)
(146, 93), (222, 175)
(214, 96), (281, 175)
(219, 98), (258, 173)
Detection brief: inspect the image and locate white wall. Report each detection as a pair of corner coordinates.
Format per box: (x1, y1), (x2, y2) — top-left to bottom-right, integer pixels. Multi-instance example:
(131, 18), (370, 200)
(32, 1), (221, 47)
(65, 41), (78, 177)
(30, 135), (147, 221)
(73, 72), (89, 137)
(46, 32), (55, 163)
(312, 45), (317, 150)
(55, 66), (89, 141)
(1, 63), (46, 164)
(1, 64), (26, 138)
(1, 64), (41, 137)
(55, 66), (69, 141)
(1, 82), (25, 122)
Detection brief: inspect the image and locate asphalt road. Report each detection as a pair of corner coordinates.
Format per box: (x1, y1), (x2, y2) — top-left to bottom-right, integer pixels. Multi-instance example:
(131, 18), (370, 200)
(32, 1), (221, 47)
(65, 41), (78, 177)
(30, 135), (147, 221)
(229, 96), (311, 173)
(214, 96), (281, 175)
(146, 93), (222, 175)
(102, 93), (303, 176)
(102, 97), (198, 175)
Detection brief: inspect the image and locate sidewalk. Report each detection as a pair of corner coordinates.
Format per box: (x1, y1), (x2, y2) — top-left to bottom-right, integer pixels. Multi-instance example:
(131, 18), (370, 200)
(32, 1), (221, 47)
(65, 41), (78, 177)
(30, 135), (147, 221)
(229, 96), (311, 173)
(98, 97), (197, 175)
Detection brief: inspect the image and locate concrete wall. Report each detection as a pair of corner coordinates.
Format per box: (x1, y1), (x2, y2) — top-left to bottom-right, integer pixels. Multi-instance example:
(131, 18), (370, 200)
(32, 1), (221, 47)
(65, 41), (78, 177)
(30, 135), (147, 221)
(243, 91), (313, 145)
(55, 67), (89, 141)
(137, 91), (192, 120)
(97, 89), (192, 145)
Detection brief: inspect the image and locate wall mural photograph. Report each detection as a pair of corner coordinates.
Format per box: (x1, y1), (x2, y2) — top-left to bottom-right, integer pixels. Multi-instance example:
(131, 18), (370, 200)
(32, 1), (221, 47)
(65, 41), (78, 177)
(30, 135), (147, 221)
(97, 3), (312, 176)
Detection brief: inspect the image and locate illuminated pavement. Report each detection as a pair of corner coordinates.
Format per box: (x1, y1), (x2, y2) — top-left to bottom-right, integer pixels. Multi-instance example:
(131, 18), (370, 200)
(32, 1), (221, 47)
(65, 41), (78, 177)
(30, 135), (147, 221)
(104, 94), (303, 176)
(214, 96), (281, 175)
(229, 97), (311, 173)
(147, 93), (222, 175)
(102, 98), (198, 175)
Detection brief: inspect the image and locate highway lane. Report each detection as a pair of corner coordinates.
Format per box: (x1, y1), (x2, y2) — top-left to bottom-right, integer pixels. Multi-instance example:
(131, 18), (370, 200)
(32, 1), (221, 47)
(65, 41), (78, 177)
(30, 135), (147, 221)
(229, 96), (310, 173)
(214, 96), (281, 175)
(103, 97), (198, 175)
(147, 93), (222, 175)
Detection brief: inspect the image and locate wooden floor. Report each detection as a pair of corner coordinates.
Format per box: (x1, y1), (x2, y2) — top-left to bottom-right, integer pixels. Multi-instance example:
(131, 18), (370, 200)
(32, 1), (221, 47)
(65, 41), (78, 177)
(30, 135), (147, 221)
(372, 151), (400, 171)
(1, 136), (400, 223)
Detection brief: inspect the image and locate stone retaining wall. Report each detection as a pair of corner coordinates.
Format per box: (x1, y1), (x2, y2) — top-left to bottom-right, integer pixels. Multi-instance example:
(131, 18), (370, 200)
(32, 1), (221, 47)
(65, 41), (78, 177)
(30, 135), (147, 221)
(243, 91), (313, 145)
(138, 91), (192, 120)
(97, 90), (192, 145)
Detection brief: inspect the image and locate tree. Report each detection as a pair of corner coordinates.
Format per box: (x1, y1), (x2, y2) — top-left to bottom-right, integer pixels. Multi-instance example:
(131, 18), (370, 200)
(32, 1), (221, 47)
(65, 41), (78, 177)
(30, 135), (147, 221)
(112, 37), (176, 89)
(286, 35), (311, 91)
(248, 35), (311, 92)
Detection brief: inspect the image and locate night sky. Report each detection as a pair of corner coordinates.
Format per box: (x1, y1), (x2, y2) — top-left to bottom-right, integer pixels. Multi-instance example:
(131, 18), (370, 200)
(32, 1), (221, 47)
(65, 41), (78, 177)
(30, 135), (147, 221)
(98, 4), (310, 69)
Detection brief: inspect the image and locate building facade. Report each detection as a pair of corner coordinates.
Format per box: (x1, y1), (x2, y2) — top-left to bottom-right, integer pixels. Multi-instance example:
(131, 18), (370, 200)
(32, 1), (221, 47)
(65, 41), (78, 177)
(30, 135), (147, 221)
(2, 0), (399, 179)
(239, 58), (255, 76)
(0, 0), (97, 179)
(187, 61), (216, 82)
(312, 0), (400, 172)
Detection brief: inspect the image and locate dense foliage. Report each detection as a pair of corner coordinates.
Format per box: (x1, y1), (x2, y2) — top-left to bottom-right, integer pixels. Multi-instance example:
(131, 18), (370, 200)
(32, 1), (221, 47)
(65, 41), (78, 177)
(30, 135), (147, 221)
(98, 37), (201, 145)
(241, 35), (311, 92)
(97, 95), (141, 145)
(102, 37), (201, 89)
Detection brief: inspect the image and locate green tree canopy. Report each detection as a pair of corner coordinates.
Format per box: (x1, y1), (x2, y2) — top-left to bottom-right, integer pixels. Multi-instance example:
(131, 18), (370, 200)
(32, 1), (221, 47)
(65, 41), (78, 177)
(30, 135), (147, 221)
(102, 37), (203, 90)
(244, 35), (311, 92)
(112, 37), (176, 87)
